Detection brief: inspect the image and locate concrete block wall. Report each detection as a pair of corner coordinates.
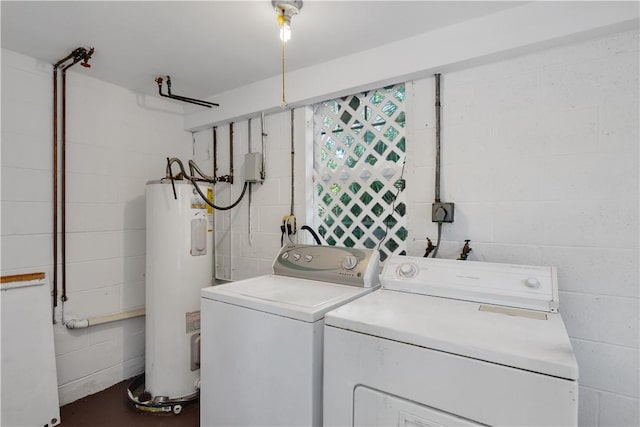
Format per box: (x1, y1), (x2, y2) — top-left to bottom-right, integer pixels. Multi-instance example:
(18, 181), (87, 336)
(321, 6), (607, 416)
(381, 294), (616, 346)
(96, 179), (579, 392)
(193, 109), (310, 281)
(1, 48), (192, 404)
(2, 27), (637, 426)
(404, 29), (639, 426)
(212, 29), (638, 426)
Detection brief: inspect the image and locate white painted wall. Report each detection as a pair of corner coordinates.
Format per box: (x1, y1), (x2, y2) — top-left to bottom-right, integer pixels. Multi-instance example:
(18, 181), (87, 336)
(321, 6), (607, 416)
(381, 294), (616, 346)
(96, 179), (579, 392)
(405, 29), (639, 427)
(1, 11), (637, 427)
(204, 29), (639, 426)
(191, 109), (311, 281)
(1, 48), (192, 404)
(185, 1), (638, 130)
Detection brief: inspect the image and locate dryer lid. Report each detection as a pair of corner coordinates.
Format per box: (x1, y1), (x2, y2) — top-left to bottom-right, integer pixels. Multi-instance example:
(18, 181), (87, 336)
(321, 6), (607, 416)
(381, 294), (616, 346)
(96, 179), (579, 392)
(325, 289), (578, 380)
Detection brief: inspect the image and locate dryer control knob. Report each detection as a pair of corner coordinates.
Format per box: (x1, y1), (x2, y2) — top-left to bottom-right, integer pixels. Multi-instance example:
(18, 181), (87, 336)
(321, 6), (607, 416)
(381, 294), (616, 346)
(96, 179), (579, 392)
(342, 256), (358, 270)
(525, 277), (541, 289)
(398, 263), (418, 279)
(292, 253), (301, 261)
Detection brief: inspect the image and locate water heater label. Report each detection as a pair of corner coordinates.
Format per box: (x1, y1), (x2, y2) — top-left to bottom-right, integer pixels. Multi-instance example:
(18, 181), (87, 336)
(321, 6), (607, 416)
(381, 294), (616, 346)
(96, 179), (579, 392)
(186, 311), (201, 333)
(207, 188), (213, 215)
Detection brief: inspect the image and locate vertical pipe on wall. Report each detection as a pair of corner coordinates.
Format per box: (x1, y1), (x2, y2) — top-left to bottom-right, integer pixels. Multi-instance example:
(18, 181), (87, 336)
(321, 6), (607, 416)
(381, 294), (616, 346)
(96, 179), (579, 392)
(61, 68), (68, 304)
(432, 74), (443, 259)
(434, 73), (441, 203)
(52, 66), (59, 322)
(211, 128), (216, 282)
(247, 119), (253, 246)
(290, 109), (295, 216)
(260, 113), (266, 181)
(51, 47), (94, 323)
(212, 126), (218, 181)
(52, 49), (78, 322)
(229, 122), (234, 184)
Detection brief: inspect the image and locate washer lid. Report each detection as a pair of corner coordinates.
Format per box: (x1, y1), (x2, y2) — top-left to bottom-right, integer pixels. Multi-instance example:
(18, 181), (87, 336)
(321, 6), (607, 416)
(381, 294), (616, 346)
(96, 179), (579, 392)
(325, 290), (578, 380)
(201, 275), (378, 322)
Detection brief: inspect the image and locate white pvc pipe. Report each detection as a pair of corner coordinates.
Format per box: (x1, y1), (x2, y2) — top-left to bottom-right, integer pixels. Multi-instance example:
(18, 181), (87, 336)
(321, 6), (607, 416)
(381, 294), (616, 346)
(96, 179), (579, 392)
(65, 308), (145, 329)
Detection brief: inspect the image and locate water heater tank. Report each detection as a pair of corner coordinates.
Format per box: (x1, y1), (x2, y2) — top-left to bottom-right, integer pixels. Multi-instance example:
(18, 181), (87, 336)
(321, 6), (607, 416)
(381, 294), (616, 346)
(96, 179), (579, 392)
(145, 180), (213, 399)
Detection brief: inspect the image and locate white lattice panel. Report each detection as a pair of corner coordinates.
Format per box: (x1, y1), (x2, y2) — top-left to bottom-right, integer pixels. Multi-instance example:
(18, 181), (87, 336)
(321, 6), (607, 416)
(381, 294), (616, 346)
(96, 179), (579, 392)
(313, 84), (407, 262)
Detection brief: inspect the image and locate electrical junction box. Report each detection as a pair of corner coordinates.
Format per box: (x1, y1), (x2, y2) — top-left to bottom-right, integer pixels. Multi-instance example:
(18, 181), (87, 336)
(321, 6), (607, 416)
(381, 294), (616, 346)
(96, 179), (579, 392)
(432, 202), (454, 223)
(244, 152), (263, 183)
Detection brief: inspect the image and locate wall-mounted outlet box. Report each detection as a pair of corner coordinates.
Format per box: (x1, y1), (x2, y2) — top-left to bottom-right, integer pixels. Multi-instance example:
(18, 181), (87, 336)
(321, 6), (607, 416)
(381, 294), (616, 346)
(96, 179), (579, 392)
(432, 202), (454, 223)
(244, 152), (263, 183)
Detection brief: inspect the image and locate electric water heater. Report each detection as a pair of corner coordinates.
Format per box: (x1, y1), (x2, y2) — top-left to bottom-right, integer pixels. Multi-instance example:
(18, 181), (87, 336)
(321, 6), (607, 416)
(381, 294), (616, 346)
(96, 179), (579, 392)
(145, 180), (213, 400)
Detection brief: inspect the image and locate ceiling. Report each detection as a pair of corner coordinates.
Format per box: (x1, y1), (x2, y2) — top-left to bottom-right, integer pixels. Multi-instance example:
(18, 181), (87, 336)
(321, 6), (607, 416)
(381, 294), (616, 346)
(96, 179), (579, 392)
(1, 1), (523, 101)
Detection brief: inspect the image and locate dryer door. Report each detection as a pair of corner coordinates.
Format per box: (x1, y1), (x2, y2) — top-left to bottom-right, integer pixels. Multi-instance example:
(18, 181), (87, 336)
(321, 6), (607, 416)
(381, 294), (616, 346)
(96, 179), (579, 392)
(354, 386), (485, 427)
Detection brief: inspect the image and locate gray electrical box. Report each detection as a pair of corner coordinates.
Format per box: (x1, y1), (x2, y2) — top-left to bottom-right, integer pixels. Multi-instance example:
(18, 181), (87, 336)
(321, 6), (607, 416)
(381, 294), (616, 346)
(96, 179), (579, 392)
(244, 152), (263, 183)
(432, 202), (454, 223)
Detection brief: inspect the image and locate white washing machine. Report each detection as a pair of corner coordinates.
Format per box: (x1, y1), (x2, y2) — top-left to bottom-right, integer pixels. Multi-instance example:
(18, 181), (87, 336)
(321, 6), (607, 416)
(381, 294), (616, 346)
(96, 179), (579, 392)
(200, 243), (380, 427)
(323, 255), (579, 427)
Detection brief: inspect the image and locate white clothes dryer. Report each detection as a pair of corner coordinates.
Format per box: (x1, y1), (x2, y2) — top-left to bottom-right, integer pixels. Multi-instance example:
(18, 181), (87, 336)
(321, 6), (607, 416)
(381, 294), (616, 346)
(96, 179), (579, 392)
(323, 255), (578, 427)
(200, 244), (380, 427)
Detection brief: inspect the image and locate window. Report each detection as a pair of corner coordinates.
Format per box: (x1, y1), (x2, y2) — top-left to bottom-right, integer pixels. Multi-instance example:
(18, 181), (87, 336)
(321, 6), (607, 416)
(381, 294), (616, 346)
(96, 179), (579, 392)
(313, 84), (407, 262)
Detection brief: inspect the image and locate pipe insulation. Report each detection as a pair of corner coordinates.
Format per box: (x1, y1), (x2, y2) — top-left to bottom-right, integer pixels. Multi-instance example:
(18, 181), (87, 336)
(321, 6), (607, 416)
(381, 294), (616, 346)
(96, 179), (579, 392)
(65, 308), (145, 329)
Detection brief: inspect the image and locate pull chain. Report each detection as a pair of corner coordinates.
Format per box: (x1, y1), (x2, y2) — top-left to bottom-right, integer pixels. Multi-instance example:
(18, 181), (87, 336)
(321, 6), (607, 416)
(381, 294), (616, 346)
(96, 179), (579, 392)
(281, 39), (287, 108)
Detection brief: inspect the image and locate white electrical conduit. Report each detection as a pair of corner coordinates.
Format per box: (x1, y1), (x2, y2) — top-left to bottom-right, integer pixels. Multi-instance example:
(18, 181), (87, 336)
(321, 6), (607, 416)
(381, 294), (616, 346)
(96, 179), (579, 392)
(65, 308), (145, 329)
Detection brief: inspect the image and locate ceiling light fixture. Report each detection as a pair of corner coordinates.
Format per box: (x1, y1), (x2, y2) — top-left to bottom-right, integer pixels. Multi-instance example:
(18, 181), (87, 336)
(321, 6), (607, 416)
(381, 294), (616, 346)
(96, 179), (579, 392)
(272, 0), (302, 107)
(272, 0), (302, 43)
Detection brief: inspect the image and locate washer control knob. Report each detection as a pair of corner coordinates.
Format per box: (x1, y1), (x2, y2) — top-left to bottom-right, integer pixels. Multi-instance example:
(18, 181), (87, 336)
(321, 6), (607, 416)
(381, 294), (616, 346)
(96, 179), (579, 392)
(398, 263), (418, 279)
(292, 253), (301, 261)
(342, 255), (358, 270)
(525, 277), (541, 289)
(281, 252), (289, 260)
(305, 255), (313, 262)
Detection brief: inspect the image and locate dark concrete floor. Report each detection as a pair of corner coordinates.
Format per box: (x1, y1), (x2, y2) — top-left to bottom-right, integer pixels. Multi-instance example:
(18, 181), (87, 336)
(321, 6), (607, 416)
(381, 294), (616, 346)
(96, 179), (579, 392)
(60, 380), (199, 427)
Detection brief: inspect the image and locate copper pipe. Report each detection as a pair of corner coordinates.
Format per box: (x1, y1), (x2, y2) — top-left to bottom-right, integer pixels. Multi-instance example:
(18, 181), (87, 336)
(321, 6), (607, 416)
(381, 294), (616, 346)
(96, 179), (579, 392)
(229, 122), (234, 184)
(154, 76), (217, 108)
(435, 73), (441, 203)
(290, 109), (294, 216)
(51, 49), (81, 322)
(260, 112), (266, 181)
(165, 76), (219, 107)
(215, 123), (235, 184)
(59, 48), (93, 304)
(213, 126), (218, 181)
(52, 66), (59, 321)
(61, 67), (68, 302)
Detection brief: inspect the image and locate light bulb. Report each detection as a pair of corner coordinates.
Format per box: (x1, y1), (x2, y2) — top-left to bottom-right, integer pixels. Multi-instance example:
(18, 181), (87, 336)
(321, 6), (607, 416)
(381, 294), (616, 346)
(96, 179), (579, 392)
(280, 20), (291, 42)
(273, 0), (302, 42)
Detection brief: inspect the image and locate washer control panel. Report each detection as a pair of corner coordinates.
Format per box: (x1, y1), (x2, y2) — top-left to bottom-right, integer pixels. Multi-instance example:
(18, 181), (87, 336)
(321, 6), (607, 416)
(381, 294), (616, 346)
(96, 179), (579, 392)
(382, 256), (559, 312)
(273, 244), (380, 288)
